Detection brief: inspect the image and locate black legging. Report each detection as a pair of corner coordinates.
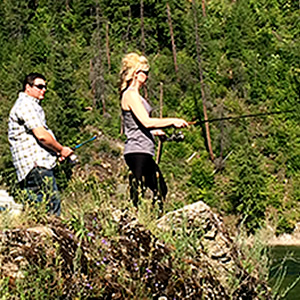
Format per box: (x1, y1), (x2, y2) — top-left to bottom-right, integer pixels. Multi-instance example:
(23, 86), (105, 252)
(124, 153), (167, 207)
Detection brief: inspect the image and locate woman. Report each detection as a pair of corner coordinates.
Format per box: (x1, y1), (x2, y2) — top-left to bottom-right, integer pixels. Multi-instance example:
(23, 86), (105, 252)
(119, 52), (188, 210)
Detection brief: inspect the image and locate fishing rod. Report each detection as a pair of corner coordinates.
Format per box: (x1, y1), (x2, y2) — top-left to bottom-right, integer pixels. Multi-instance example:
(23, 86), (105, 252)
(188, 109), (296, 126)
(162, 109), (296, 143)
(72, 135), (98, 150)
(60, 135), (98, 164)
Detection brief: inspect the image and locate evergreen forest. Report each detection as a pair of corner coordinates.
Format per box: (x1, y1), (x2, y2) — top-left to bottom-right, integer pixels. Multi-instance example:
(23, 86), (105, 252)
(0, 0), (299, 298)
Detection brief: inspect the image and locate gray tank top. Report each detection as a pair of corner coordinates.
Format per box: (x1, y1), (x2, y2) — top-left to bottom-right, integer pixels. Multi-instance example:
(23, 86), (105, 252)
(122, 95), (155, 156)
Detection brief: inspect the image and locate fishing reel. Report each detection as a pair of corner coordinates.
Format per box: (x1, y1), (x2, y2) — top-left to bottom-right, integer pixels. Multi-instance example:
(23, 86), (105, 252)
(58, 153), (79, 165)
(167, 130), (185, 142)
(68, 154), (79, 164)
(160, 130), (185, 142)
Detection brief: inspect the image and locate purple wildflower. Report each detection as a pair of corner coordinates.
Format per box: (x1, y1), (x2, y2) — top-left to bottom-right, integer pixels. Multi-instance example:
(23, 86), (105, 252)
(102, 257), (107, 264)
(86, 283), (93, 290)
(101, 238), (108, 245)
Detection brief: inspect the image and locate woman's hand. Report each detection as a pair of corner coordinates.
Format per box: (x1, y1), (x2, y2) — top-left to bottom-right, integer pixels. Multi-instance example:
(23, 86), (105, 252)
(151, 129), (167, 142)
(173, 118), (189, 128)
(151, 129), (166, 136)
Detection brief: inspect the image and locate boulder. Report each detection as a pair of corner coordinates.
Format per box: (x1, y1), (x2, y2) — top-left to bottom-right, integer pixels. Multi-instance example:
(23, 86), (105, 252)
(0, 202), (272, 299)
(156, 201), (272, 299)
(0, 190), (23, 215)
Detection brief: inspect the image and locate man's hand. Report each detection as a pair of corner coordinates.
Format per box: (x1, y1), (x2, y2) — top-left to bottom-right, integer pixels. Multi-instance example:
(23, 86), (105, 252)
(58, 146), (74, 162)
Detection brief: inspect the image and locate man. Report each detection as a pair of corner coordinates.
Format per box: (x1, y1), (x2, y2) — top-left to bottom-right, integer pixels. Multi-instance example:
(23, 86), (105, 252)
(8, 72), (73, 216)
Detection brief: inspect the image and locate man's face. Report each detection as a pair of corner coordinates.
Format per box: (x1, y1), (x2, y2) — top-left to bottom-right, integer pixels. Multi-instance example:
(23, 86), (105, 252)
(25, 78), (47, 101)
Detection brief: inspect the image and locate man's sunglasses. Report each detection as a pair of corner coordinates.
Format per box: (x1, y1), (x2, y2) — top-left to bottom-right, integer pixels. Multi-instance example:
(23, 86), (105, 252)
(32, 84), (47, 90)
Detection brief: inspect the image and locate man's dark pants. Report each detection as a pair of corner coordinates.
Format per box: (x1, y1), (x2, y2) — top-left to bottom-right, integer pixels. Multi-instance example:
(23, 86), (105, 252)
(21, 167), (61, 216)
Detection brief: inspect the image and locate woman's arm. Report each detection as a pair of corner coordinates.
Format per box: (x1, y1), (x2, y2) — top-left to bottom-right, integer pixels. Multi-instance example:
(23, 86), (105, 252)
(123, 90), (188, 129)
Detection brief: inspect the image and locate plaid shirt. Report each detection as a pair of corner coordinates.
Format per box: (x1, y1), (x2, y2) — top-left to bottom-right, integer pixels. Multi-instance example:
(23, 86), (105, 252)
(8, 92), (57, 182)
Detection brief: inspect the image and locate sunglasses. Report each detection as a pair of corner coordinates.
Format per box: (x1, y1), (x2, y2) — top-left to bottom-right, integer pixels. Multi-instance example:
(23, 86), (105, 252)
(32, 84), (47, 90)
(137, 70), (149, 76)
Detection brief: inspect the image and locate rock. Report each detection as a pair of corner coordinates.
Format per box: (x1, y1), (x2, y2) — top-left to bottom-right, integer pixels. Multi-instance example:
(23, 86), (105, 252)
(156, 201), (272, 299)
(0, 205), (272, 299)
(0, 190), (23, 216)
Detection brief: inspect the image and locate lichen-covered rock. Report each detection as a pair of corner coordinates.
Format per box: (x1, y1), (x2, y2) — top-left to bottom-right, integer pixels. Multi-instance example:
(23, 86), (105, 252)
(0, 204), (272, 299)
(157, 201), (272, 299)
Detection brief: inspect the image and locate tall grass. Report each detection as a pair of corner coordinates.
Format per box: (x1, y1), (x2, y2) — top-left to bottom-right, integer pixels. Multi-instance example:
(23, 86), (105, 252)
(0, 169), (275, 299)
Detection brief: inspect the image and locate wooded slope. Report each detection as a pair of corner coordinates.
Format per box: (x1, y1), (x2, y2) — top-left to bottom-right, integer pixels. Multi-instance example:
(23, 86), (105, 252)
(0, 0), (299, 233)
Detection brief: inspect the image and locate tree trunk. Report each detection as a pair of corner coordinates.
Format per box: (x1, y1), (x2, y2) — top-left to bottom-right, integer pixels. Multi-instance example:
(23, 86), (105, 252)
(140, 0), (148, 99)
(140, 0), (145, 54)
(65, 0), (70, 11)
(124, 7), (132, 53)
(156, 82), (164, 164)
(202, 0), (206, 17)
(219, 104), (224, 160)
(166, 3), (178, 75)
(94, 2), (106, 114)
(106, 22), (111, 74)
(90, 59), (96, 108)
(192, 0), (214, 161)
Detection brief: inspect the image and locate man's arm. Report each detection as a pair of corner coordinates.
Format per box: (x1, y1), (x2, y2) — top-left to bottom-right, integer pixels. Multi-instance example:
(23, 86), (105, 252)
(32, 126), (73, 159)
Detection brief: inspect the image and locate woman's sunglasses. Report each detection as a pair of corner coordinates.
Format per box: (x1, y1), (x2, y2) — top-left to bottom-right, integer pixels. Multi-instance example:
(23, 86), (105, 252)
(137, 70), (149, 76)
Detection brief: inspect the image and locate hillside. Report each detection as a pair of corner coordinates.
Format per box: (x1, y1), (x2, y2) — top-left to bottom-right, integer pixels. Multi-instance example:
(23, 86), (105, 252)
(0, 0), (299, 234)
(0, 0), (299, 298)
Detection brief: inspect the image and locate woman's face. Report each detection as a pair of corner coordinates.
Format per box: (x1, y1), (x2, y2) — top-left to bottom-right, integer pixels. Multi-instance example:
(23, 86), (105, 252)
(136, 69), (149, 84)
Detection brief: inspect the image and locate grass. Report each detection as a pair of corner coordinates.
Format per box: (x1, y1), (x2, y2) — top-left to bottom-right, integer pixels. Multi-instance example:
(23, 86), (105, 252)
(0, 166), (276, 299)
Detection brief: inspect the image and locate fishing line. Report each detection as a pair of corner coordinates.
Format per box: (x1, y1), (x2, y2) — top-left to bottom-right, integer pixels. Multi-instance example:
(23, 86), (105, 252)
(188, 109), (297, 125)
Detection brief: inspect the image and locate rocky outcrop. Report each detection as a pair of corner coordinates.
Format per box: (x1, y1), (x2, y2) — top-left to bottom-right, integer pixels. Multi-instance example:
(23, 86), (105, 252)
(267, 222), (300, 246)
(157, 201), (272, 299)
(0, 201), (272, 299)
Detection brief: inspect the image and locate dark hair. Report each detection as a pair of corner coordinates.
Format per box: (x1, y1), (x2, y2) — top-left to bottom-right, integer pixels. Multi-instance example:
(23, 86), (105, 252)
(22, 72), (46, 91)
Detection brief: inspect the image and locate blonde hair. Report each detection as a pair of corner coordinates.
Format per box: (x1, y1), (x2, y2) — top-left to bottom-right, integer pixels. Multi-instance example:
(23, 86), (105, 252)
(119, 52), (150, 96)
